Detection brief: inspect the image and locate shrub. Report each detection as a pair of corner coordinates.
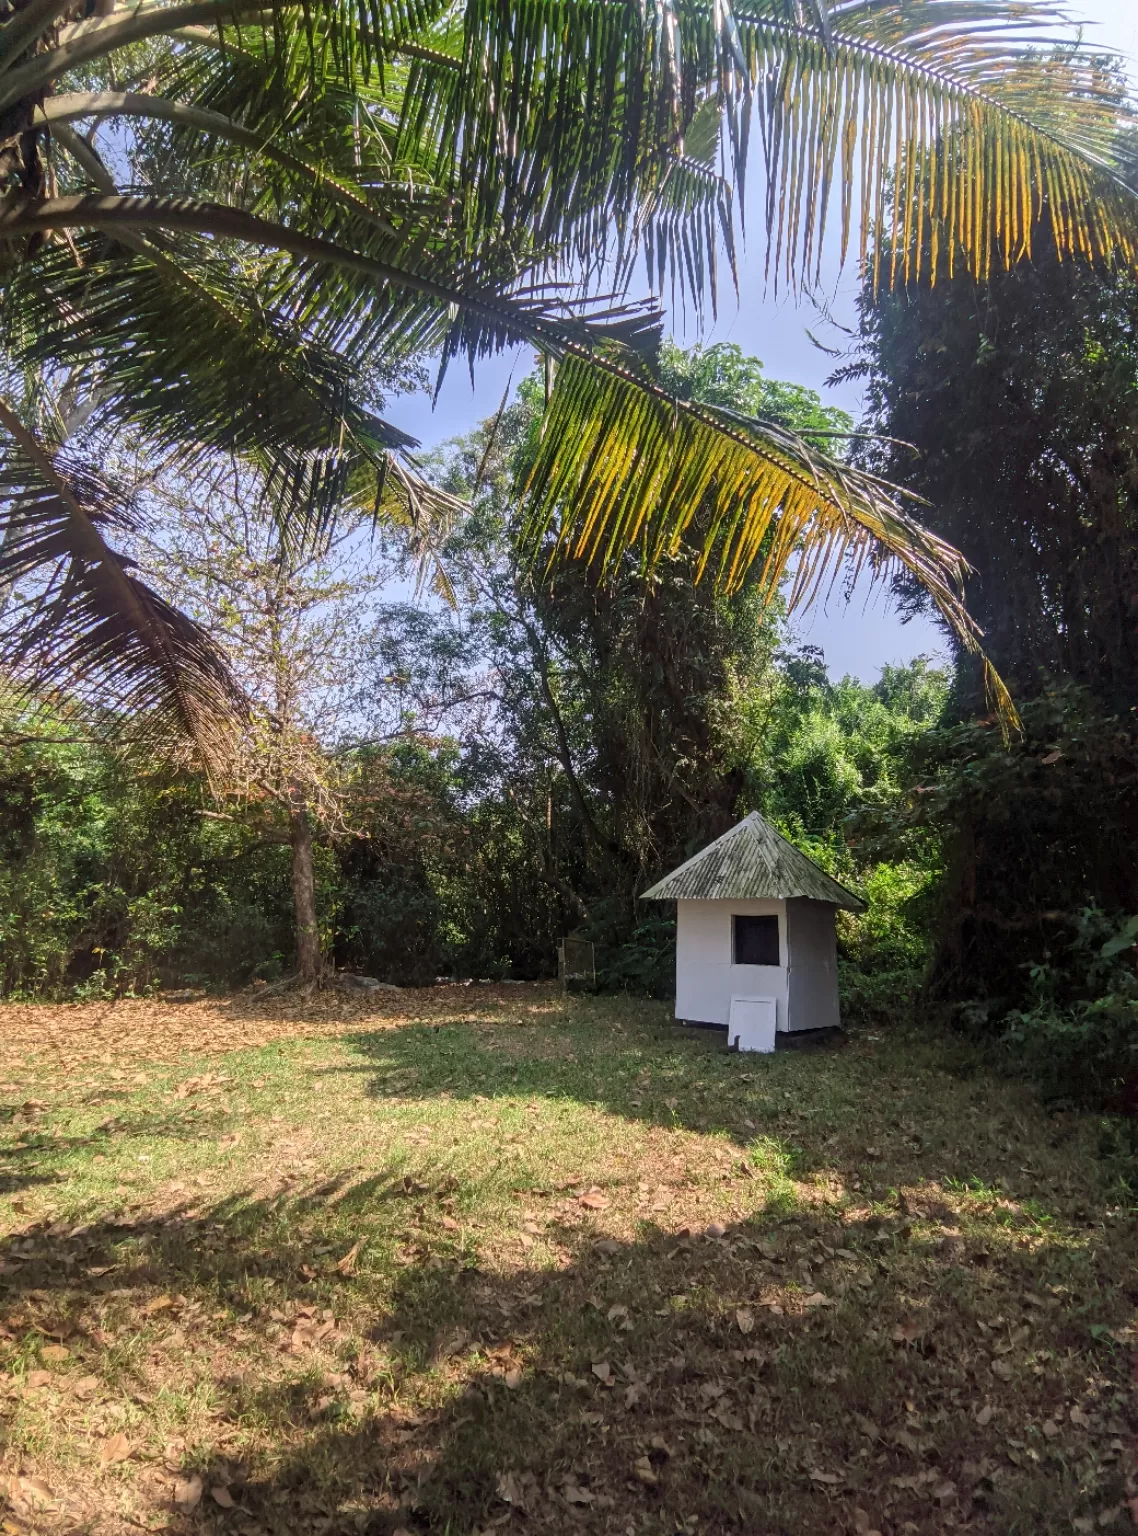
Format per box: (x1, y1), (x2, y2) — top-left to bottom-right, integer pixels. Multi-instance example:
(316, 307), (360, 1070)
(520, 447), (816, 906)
(994, 907), (1138, 1107)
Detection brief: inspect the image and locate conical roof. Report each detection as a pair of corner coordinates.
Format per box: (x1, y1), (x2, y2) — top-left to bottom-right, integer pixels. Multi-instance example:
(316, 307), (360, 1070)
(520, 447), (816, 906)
(640, 812), (866, 911)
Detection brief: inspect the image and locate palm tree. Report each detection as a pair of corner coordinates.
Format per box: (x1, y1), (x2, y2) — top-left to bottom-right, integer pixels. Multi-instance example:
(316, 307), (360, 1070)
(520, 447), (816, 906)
(0, 0), (1136, 756)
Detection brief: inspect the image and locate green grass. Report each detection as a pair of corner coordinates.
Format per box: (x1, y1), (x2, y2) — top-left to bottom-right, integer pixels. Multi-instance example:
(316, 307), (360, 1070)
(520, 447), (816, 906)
(0, 987), (1134, 1535)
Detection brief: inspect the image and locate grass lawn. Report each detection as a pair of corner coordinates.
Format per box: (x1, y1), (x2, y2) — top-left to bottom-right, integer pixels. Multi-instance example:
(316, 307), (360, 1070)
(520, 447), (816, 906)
(0, 984), (1134, 1535)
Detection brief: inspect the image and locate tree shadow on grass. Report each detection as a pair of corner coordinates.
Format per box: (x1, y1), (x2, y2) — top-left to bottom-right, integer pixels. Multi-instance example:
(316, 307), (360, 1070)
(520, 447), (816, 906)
(335, 1007), (1097, 1227)
(0, 1105), (241, 1201)
(0, 1156), (1132, 1536)
(1, 1000), (1132, 1533)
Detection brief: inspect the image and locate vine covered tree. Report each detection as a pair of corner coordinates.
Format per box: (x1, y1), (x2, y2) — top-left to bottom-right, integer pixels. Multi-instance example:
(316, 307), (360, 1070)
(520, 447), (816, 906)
(851, 232), (1138, 1011)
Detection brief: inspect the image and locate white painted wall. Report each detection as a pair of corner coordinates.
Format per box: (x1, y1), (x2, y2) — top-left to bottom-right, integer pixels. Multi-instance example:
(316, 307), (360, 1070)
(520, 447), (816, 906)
(674, 897), (843, 1033)
(786, 898), (841, 1033)
(675, 898), (789, 1030)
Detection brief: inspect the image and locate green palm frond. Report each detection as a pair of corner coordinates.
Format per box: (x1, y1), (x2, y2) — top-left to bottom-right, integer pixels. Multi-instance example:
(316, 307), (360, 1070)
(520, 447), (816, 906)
(0, 399), (243, 771)
(522, 354), (1015, 721)
(8, 0), (1138, 305)
(391, 0), (1138, 301)
(2, 212), (456, 538)
(0, 192), (666, 360)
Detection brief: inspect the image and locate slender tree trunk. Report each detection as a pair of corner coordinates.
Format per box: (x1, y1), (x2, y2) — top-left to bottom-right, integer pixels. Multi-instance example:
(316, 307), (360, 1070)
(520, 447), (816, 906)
(289, 799), (321, 982)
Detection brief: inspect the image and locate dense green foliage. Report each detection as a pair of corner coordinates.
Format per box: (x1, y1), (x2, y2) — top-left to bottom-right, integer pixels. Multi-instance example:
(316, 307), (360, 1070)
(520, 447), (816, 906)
(0, 648), (948, 1002)
(853, 242), (1138, 1100)
(0, 724), (296, 996)
(0, 347), (949, 1008)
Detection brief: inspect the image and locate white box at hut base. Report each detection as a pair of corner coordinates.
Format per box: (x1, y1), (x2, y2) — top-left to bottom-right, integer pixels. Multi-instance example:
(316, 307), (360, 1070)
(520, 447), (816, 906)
(640, 812), (866, 1048)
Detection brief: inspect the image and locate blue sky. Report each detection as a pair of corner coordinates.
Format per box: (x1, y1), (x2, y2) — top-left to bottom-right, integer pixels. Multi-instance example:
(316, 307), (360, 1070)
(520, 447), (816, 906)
(382, 0), (1137, 682)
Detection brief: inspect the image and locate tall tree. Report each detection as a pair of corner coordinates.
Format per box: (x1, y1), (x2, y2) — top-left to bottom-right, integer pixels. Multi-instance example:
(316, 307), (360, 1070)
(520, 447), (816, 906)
(852, 237), (1138, 710)
(851, 237), (1138, 1001)
(134, 457), (389, 980)
(377, 347), (853, 960)
(2, 0), (1137, 757)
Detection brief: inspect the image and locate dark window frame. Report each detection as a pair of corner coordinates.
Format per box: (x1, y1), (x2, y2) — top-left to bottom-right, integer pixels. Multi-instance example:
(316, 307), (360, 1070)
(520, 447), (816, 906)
(733, 913), (780, 967)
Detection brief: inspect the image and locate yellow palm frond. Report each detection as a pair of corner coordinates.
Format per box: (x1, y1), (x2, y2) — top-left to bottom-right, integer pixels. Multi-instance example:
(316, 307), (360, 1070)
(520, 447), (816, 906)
(739, 1), (1138, 287)
(523, 354), (1016, 723)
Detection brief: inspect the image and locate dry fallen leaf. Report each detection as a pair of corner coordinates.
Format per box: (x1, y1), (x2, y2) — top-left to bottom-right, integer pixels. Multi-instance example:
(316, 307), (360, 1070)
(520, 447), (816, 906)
(704, 1222), (726, 1239)
(853, 1509), (884, 1536)
(503, 1368), (522, 1390)
(591, 1361), (613, 1385)
(173, 1474), (203, 1510)
(496, 1471), (528, 1509)
(72, 1375), (100, 1400)
(633, 1455), (658, 1485)
(25, 1369), (53, 1389)
(14, 1474), (55, 1508)
(564, 1482), (594, 1505)
(39, 1343), (70, 1363)
(892, 1317), (924, 1341)
(336, 1239), (364, 1276)
(98, 1432), (132, 1467)
(735, 1307), (755, 1335)
(210, 1484), (235, 1508)
(975, 1403), (993, 1426)
(579, 1189), (610, 1211)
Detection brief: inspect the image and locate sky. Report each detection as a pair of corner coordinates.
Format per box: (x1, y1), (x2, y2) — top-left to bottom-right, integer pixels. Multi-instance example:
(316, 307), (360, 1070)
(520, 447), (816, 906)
(381, 0), (1138, 682)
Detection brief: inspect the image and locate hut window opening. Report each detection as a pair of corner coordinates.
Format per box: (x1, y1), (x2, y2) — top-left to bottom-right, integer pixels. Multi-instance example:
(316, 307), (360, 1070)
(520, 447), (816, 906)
(733, 914), (779, 966)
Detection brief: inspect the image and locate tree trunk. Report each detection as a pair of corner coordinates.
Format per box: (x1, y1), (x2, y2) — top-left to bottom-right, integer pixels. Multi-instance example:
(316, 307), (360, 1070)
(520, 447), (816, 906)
(289, 800), (321, 982)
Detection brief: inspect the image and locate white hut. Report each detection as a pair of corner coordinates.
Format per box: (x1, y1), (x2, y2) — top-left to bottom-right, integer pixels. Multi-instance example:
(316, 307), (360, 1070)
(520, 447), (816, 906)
(640, 812), (866, 1051)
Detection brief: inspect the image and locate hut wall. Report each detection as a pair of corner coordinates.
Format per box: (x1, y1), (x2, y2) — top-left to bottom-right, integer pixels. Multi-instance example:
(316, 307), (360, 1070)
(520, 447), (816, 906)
(675, 898), (788, 1030)
(785, 898), (841, 1033)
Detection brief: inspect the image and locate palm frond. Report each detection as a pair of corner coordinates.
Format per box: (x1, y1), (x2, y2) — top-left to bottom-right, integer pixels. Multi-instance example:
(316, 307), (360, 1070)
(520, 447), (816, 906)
(1, 219), (449, 539)
(738, 0), (1138, 287)
(0, 399), (243, 771)
(521, 353), (1015, 722)
(0, 193), (664, 362)
(389, 0), (1138, 304)
(396, 0), (722, 285)
(39, 93), (406, 245)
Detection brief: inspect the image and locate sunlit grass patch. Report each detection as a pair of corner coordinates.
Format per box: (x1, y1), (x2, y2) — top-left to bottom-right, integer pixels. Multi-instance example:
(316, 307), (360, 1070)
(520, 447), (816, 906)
(0, 986), (1134, 1533)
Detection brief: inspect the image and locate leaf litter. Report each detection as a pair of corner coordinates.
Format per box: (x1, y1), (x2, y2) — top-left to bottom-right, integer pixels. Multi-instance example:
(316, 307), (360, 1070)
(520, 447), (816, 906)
(0, 988), (1134, 1533)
